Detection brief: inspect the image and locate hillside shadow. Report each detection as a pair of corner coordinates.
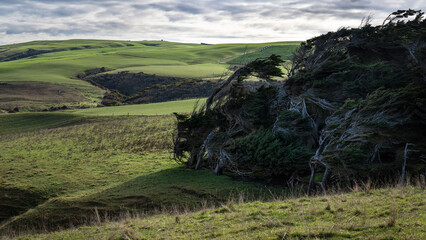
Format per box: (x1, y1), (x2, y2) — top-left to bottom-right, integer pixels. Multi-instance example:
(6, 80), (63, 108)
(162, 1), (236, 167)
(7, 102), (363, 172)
(86, 166), (269, 210)
(1, 167), (267, 234)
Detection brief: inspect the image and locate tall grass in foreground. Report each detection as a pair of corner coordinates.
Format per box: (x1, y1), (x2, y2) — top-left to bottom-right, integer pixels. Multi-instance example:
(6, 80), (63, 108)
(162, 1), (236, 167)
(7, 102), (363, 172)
(7, 180), (425, 240)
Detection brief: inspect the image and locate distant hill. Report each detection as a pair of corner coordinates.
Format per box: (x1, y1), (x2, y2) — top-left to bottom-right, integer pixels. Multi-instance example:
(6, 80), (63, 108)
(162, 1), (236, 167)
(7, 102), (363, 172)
(0, 40), (300, 112)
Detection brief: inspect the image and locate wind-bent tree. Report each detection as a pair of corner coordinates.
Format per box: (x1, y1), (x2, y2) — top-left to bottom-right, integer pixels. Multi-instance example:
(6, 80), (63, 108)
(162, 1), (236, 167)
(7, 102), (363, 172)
(174, 10), (426, 193)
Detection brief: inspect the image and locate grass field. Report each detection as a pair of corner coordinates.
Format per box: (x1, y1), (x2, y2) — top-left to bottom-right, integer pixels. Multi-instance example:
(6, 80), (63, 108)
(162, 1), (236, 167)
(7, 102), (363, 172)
(0, 40), (300, 110)
(70, 98), (206, 116)
(11, 186), (426, 240)
(227, 43), (300, 65)
(0, 114), (277, 235)
(1, 112), (425, 238)
(0, 98), (204, 135)
(103, 64), (230, 78)
(0, 91), (424, 240)
(0, 112), (86, 135)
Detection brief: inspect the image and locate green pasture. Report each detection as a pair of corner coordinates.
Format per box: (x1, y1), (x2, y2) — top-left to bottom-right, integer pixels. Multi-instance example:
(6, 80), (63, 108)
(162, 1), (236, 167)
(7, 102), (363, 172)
(0, 113), (85, 135)
(227, 44), (300, 65)
(104, 64), (229, 78)
(70, 98), (205, 116)
(0, 116), (176, 196)
(0, 40), (300, 107)
(0, 98), (203, 135)
(15, 186), (426, 240)
(0, 115), (273, 234)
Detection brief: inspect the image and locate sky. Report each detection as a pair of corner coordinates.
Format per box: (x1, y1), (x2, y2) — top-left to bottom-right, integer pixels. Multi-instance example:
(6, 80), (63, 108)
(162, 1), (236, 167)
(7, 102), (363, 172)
(0, 0), (424, 45)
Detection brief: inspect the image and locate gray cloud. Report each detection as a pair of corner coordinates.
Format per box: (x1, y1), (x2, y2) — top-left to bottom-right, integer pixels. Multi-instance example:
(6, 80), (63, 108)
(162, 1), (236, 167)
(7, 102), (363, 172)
(133, 2), (204, 14)
(0, 0), (424, 45)
(51, 7), (90, 17)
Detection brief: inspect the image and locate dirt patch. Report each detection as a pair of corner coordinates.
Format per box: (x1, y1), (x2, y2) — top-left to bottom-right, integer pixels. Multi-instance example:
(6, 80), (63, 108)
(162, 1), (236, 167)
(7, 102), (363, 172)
(0, 81), (87, 110)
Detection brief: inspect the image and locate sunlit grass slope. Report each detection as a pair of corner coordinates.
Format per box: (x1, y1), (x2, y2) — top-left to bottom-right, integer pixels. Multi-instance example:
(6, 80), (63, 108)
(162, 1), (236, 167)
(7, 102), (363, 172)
(104, 64), (230, 78)
(0, 116), (176, 196)
(16, 186), (426, 240)
(0, 40), (300, 81)
(70, 98), (205, 116)
(227, 43), (300, 65)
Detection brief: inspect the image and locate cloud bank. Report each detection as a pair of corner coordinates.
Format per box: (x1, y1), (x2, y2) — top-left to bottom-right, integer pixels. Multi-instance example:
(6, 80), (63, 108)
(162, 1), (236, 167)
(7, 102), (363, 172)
(0, 0), (424, 45)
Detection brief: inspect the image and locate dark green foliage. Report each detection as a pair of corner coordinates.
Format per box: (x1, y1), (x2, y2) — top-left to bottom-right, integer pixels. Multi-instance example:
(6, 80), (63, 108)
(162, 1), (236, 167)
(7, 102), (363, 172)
(173, 55), (287, 173)
(175, 109), (223, 130)
(339, 144), (369, 171)
(279, 109), (302, 122)
(359, 83), (426, 113)
(83, 71), (265, 105)
(278, 110), (311, 132)
(127, 79), (255, 104)
(290, 51), (412, 103)
(243, 86), (277, 127)
(84, 71), (187, 96)
(229, 130), (313, 177)
(245, 54), (284, 79)
(101, 89), (127, 106)
(174, 109), (227, 165)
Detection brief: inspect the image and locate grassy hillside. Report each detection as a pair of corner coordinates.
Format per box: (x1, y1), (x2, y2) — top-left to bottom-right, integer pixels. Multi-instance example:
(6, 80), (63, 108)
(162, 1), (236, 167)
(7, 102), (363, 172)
(70, 98), (206, 116)
(0, 113), (86, 135)
(227, 43), (300, 65)
(0, 114), (277, 235)
(1, 112), (424, 239)
(0, 40), (300, 110)
(0, 98), (203, 134)
(12, 186), (426, 239)
(103, 63), (229, 78)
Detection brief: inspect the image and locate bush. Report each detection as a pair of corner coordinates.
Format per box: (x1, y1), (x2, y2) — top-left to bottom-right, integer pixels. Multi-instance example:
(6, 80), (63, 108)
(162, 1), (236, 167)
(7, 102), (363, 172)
(228, 129), (313, 177)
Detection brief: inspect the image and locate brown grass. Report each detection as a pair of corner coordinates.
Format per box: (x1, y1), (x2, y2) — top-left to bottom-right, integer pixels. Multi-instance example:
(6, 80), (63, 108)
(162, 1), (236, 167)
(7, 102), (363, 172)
(0, 81), (87, 109)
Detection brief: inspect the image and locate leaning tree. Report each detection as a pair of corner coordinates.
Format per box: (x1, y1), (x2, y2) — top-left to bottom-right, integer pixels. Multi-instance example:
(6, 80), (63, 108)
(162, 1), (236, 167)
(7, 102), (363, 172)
(174, 10), (426, 192)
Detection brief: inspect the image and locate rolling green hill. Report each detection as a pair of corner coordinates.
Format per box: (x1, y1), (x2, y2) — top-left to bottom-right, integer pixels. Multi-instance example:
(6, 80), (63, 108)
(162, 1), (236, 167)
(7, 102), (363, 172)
(0, 40), (300, 111)
(69, 98), (205, 116)
(1, 100), (424, 239)
(0, 98), (205, 135)
(227, 44), (300, 65)
(2, 10), (425, 240)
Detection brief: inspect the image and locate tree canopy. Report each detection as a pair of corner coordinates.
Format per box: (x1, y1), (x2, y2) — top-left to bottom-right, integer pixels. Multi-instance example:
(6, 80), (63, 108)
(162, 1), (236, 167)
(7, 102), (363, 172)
(173, 10), (426, 192)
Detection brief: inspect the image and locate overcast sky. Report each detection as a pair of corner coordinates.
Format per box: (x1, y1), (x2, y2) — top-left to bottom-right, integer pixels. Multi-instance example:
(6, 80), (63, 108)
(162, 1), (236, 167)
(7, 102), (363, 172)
(0, 0), (424, 45)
